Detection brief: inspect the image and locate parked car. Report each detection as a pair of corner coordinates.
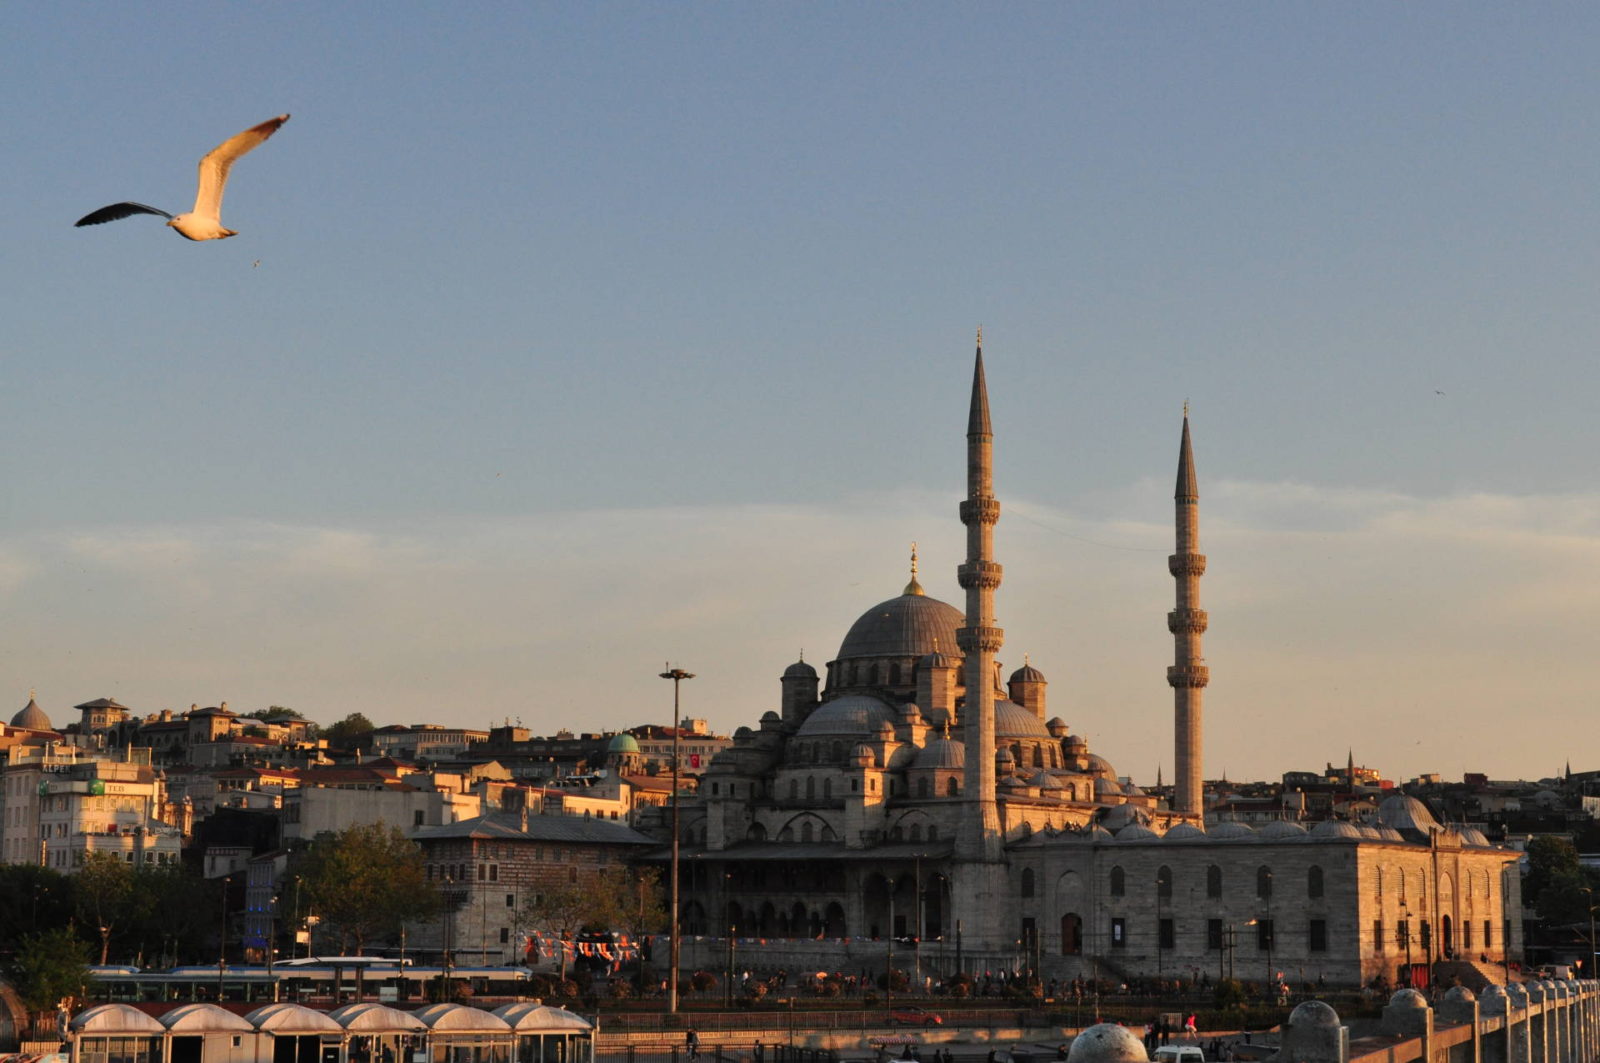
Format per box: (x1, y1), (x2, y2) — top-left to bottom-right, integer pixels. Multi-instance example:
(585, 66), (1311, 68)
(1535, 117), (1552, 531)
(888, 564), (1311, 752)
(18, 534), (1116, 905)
(890, 1006), (944, 1027)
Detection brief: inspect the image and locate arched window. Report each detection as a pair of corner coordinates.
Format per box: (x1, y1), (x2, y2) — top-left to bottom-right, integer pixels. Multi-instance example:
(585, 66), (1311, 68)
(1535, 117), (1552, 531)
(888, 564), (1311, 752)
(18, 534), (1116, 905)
(1308, 865), (1324, 899)
(1110, 866), (1125, 897)
(910, 824), (922, 842)
(1257, 866), (1274, 900)
(823, 778), (833, 799)
(1206, 865), (1222, 898)
(806, 777), (815, 799)
(1021, 868), (1035, 898)
(788, 778), (798, 800)
(918, 778), (930, 798)
(946, 778), (959, 797)
(801, 821), (814, 843)
(1033, 747), (1044, 768)
(1157, 865), (1173, 899)
(927, 825), (938, 841)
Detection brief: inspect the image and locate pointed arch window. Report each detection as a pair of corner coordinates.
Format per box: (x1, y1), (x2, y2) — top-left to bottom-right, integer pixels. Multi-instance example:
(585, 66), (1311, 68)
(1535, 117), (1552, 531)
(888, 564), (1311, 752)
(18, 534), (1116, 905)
(1157, 865), (1173, 899)
(1021, 868), (1035, 898)
(1206, 865), (1222, 898)
(1308, 865), (1325, 899)
(1256, 866), (1274, 900)
(1110, 866), (1126, 897)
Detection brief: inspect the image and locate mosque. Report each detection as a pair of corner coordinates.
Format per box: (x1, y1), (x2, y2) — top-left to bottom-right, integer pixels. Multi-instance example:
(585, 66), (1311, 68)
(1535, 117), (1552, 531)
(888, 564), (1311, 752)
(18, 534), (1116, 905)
(669, 338), (1522, 989)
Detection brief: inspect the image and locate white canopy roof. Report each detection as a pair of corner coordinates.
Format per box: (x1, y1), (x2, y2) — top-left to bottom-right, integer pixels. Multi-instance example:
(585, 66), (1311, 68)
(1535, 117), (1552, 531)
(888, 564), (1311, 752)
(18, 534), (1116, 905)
(71, 1004), (166, 1035)
(326, 1003), (427, 1033)
(490, 1004), (592, 1032)
(243, 1003), (344, 1034)
(160, 1004), (256, 1033)
(412, 1004), (513, 1033)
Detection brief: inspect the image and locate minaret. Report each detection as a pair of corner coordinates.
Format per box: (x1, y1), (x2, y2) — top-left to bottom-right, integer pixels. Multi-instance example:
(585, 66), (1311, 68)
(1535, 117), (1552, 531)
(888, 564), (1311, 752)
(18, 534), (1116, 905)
(955, 330), (1003, 861)
(1167, 407), (1208, 817)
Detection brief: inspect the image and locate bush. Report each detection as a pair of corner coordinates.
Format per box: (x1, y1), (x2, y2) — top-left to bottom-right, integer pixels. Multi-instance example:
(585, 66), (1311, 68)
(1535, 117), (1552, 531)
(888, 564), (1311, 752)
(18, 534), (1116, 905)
(690, 970), (718, 995)
(1213, 979), (1246, 1011)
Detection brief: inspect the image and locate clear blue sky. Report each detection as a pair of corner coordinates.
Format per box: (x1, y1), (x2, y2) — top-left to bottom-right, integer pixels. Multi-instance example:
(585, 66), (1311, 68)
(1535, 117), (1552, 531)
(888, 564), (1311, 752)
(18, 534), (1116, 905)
(4, 4), (1599, 783)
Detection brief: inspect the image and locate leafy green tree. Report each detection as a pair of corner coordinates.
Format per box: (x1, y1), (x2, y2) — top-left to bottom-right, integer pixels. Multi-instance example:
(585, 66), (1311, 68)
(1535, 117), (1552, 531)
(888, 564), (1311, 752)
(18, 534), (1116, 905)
(322, 712), (376, 748)
(246, 706), (305, 721)
(121, 866), (214, 966)
(1525, 835), (1589, 923)
(4, 926), (91, 1016)
(0, 865), (74, 954)
(297, 823), (440, 953)
(75, 853), (134, 964)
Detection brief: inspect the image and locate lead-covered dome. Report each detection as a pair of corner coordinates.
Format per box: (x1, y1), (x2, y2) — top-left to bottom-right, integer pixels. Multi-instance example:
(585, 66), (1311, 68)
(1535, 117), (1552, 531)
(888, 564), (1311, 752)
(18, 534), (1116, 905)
(995, 700), (1053, 738)
(796, 694), (898, 738)
(11, 697), (51, 731)
(837, 591), (964, 661)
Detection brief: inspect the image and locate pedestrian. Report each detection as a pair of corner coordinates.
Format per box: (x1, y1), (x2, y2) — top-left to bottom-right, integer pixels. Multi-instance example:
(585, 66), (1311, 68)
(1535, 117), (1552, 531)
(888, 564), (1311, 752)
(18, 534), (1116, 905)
(755, 1042), (764, 1063)
(687, 1029), (700, 1060)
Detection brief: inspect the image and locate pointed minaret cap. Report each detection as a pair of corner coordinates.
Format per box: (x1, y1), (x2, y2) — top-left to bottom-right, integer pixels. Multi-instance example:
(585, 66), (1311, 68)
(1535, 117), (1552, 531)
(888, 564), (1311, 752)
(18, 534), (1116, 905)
(1176, 403), (1198, 501)
(904, 542), (925, 596)
(968, 328), (992, 436)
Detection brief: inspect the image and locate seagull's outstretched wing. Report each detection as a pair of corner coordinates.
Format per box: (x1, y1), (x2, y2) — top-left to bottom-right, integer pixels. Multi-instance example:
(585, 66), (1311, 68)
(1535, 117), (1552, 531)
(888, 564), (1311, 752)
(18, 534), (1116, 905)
(75, 202), (174, 226)
(192, 114), (290, 221)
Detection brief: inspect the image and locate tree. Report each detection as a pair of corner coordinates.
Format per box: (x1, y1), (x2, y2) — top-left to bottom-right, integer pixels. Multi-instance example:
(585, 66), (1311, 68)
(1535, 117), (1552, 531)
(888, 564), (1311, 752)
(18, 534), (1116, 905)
(1525, 835), (1587, 921)
(122, 866), (214, 966)
(322, 712), (376, 748)
(585, 866), (668, 987)
(520, 882), (596, 979)
(297, 823), (440, 954)
(74, 853), (134, 965)
(0, 865), (74, 954)
(246, 706), (305, 721)
(4, 926), (91, 1017)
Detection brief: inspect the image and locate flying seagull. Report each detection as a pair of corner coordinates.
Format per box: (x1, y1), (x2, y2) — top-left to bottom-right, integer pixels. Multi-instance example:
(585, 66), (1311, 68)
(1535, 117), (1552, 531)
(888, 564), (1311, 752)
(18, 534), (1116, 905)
(75, 114), (290, 241)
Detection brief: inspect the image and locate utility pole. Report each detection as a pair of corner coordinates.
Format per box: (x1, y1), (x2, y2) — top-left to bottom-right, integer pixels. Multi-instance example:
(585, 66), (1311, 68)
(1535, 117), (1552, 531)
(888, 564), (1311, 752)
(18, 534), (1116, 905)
(660, 665), (694, 1013)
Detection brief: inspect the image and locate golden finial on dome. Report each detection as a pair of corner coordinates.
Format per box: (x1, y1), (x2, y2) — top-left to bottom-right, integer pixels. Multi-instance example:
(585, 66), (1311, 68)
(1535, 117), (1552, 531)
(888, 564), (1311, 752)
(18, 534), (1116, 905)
(904, 542), (924, 596)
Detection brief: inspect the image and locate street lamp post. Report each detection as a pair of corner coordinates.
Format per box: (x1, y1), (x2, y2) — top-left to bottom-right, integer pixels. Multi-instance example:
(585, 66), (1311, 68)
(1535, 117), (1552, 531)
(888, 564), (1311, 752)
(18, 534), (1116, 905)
(1583, 888), (1597, 978)
(660, 664), (694, 1014)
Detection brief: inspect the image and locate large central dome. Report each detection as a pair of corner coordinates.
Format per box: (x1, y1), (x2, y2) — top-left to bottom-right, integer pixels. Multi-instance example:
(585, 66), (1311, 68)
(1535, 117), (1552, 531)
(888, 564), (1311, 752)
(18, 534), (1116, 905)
(836, 590), (964, 661)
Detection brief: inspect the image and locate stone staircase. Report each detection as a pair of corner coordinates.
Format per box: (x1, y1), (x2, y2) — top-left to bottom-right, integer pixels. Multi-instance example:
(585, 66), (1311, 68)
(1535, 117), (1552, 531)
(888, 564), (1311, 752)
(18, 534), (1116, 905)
(1431, 958), (1520, 991)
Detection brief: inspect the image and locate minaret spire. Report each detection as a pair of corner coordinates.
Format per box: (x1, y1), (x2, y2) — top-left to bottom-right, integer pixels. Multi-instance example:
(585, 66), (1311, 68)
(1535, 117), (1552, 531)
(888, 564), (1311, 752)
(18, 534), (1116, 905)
(956, 329), (1003, 861)
(904, 542), (925, 596)
(1167, 407), (1208, 818)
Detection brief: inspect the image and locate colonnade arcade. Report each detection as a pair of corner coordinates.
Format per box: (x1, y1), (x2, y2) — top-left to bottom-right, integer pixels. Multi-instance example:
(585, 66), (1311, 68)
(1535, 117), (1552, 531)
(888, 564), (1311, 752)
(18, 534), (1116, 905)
(676, 856), (954, 944)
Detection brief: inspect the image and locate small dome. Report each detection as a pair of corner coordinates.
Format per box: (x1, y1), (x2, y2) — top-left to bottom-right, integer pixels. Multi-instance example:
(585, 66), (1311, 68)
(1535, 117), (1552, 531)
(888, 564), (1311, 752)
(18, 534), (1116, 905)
(1389, 989), (1429, 1010)
(1083, 824), (1114, 841)
(1064, 734), (1088, 751)
(11, 696), (51, 731)
(1356, 823), (1383, 839)
(920, 648), (961, 670)
(996, 747), (1016, 764)
(1208, 821), (1259, 840)
(1289, 1000), (1342, 1028)
(1094, 777), (1122, 796)
(784, 659), (818, 679)
(995, 700), (1053, 739)
(1046, 716), (1068, 736)
(1377, 825), (1408, 843)
(1081, 752), (1118, 777)
(1459, 827), (1491, 847)
(1309, 819), (1365, 840)
(1010, 663), (1046, 684)
(851, 744), (875, 767)
(607, 733), (641, 755)
(1163, 823), (1208, 842)
(733, 726), (754, 740)
(1115, 823), (1160, 841)
(796, 694), (898, 738)
(1067, 1022), (1148, 1063)
(1258, 819), (1308, 840)
(1378, 795), (1442, 838)
(837, 592), (964, 661)
(916, 736), (965, 770)
(1034, 771), (1066, 791)
(1122, 782), (1145, 797)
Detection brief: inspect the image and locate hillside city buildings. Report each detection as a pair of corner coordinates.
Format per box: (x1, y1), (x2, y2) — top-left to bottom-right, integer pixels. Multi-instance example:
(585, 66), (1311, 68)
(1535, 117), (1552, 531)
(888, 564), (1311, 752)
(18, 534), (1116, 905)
(0, 340), (1585, 987)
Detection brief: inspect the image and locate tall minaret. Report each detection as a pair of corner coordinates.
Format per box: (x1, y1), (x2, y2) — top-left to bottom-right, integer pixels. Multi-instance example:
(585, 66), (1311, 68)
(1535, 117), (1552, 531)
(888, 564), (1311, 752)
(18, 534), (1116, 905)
(1167, 407), (1208, 817)
(955, 330), (1003, 862)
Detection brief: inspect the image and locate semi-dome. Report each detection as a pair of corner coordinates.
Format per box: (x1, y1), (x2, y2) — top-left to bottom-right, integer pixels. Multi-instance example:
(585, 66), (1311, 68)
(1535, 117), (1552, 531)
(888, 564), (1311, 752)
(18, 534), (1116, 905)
(916, 734), (965, 769)
(796, 694), (898, 738)
(836, 591), (964, 661)
(11, 696), (51, 731)
(607, 733), (641, 754)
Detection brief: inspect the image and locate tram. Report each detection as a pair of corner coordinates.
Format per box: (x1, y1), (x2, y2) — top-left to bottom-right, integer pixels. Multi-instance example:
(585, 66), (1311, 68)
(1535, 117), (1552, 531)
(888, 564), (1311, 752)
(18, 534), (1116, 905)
(86, 961), (537, 1005)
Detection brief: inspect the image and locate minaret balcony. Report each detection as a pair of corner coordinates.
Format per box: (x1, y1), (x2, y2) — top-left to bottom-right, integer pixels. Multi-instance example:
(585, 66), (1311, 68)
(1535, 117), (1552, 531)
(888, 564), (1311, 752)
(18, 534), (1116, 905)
(1166, 664), (1210, 688)
(956, 625), (1005, 653)
(959, 499), (1001, 525)
(1168, 553), (1207, 577)
(957, 560), (1004, 589)
(1167, 608), (1209, 634)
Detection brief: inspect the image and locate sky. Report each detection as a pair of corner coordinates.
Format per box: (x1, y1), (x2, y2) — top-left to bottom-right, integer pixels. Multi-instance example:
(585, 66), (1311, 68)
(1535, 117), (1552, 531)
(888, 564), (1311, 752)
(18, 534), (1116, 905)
(4, 4), (1600, 785)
